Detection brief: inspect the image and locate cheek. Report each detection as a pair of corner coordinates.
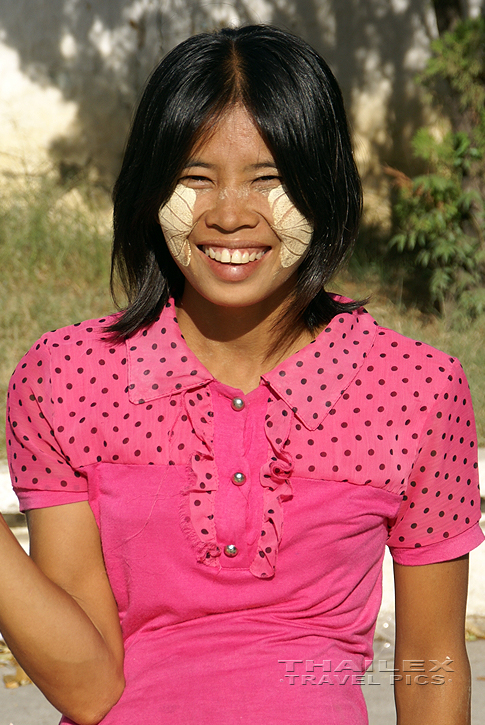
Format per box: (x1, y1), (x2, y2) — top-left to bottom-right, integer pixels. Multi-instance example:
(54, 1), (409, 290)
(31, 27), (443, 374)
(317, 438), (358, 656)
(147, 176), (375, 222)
(158, 185), (196, 267)
(268, 186), (313, 268)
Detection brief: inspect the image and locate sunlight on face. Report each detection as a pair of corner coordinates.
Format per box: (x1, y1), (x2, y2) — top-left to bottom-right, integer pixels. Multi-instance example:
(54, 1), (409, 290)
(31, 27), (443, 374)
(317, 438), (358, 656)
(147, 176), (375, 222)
(159, 182), (312, 269)
(157, 104), (314, 308)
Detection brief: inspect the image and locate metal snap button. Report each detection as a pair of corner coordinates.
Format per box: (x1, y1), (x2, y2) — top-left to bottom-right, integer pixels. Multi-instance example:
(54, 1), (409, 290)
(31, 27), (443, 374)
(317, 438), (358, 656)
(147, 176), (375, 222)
(232, 471), (246, 486)
(224, 544), (238, 557)
(231, 397), (245, 411)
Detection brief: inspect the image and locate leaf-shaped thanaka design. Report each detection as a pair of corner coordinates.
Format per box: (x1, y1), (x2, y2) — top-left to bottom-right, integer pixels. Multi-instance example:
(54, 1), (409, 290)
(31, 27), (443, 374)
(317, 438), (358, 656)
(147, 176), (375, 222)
(158, 185), (197, 267)
(268, 186), (313, 268)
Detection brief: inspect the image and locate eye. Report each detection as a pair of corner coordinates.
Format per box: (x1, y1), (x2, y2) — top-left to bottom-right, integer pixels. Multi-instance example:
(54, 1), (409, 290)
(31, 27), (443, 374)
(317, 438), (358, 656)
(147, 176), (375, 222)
(253, 175), (282, 190)
(179, 175), (213, 188)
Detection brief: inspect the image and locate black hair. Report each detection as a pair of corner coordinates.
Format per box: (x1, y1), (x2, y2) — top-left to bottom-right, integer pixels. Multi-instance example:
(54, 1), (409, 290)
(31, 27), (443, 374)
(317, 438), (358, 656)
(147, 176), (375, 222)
(109, 24), (363, 341)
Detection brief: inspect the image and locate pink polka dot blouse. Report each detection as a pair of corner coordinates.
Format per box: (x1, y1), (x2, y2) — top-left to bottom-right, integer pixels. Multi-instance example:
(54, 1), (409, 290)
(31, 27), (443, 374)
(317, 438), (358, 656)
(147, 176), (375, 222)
(7, 300), (484, 724)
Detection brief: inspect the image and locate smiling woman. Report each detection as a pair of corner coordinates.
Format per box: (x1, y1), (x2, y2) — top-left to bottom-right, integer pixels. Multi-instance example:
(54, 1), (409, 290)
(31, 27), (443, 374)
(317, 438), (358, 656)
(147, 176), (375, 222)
(109, 24), (363, 348)
(2, 23), (483, 725)
(156, 105), (313, 319)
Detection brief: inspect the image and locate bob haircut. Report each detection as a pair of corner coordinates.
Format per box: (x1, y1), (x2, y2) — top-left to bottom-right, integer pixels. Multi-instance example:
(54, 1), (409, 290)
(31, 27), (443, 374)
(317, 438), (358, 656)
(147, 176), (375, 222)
(109, 24), (363, 341)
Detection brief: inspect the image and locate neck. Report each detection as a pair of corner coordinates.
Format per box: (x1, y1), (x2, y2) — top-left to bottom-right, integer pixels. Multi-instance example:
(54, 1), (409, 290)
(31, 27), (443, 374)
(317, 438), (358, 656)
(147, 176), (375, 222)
(175, 285), (312, 393)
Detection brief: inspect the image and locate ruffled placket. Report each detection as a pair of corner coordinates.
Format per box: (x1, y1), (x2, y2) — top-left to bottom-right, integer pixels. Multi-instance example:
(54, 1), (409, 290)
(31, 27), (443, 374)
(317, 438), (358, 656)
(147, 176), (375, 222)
(249, 395), (294, 579)
(179, 387), (222, 570)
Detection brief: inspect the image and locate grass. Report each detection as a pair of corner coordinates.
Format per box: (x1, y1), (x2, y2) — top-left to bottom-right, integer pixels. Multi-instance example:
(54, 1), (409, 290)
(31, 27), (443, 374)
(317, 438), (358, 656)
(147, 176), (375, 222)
(0, 175), (484, 461)
(0, 174), (114, 458)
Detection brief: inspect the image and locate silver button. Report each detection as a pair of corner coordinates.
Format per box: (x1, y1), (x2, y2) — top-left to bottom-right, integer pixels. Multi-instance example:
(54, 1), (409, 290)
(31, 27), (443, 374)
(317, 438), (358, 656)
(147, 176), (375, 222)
(231, 397), (245, 411)
(224, 544), (238, 557)
(232, 471), (246, 486)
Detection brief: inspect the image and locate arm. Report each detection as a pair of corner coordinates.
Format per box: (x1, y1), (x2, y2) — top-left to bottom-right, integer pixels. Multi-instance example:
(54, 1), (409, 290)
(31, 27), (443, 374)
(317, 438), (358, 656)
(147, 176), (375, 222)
(0, 502), (125, 725)
(393, 555), (471, 725)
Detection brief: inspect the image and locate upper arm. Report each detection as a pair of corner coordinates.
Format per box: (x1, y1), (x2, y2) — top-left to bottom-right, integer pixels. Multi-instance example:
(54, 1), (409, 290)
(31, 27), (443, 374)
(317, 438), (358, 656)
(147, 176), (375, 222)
(27, 502), (123, 662)
(394, 555), (469, 651)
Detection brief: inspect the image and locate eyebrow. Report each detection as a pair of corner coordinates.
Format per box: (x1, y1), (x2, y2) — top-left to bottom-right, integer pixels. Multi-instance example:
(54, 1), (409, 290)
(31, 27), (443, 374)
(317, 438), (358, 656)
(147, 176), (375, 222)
(183, 160), (278, 171)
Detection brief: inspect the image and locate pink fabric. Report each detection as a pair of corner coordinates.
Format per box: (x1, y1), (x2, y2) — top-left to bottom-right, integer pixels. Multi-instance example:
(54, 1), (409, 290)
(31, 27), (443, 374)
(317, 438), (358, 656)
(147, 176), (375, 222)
(7, 300), (483, 724)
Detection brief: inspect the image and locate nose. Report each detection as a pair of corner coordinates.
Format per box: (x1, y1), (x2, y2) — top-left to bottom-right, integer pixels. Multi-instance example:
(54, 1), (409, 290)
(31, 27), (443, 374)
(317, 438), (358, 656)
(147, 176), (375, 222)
(203, 188), (259, 233)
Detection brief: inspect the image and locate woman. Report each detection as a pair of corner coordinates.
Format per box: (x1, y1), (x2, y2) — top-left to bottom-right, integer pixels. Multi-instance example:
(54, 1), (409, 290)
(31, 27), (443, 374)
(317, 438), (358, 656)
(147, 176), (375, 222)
(2, 25), (483, 725)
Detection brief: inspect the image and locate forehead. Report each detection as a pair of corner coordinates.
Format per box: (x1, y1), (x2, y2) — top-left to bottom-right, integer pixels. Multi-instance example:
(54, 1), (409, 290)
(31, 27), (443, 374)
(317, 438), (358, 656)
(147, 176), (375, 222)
(188, 105), (275, 167)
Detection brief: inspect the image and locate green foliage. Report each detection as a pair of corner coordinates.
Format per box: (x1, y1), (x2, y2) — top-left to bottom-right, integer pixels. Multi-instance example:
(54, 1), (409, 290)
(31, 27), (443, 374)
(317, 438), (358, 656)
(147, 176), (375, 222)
(388, 18), (485, 320)
(420, 17), (485, 148)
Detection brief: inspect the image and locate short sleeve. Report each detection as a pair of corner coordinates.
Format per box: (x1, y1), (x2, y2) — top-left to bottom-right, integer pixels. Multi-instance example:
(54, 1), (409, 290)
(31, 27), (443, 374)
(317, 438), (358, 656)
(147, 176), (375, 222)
(6, 335), (88, 512)
(387, 359), (484, 565)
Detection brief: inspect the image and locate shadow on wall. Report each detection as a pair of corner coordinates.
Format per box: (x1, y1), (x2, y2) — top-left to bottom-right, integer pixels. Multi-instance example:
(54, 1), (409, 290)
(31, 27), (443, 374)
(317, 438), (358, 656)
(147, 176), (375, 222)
(0, 0), (438, 184)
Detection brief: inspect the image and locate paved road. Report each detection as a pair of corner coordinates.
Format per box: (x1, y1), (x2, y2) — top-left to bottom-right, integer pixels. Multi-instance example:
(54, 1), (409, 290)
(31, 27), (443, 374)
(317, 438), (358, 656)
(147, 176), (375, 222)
(1, 638), (484, 724)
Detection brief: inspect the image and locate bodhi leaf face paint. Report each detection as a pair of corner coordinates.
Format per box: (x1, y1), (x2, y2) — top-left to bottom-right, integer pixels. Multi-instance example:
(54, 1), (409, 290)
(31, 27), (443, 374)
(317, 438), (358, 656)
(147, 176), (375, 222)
(158, 185), (197, 267)
(158, 183), (313, 270)
(268, 186), (313, 268)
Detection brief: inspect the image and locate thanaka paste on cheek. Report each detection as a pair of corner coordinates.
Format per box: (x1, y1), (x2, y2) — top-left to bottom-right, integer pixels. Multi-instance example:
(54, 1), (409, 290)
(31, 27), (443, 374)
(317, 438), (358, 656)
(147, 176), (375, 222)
(268, 186), (313, 268)
(158, 184), (196, 267)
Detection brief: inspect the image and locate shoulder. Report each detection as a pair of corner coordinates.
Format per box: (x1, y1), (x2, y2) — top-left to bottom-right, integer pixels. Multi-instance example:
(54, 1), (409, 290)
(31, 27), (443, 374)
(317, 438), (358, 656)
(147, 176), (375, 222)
(13, 314), (121, 367)
(319, 302), (462, 382)
(327, 306), (473, 429)
(35, 313), (121, 353)
(328, 298), (456, 364)
(9, 313), (123, 401)
(366, 321), (470, 408)
(334, 304), (464, 386)
(370, 322), (457, 371)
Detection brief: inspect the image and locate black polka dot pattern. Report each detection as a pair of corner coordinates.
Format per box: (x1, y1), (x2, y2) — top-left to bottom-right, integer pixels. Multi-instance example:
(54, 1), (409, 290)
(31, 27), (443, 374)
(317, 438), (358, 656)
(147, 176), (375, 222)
(6, 300), (482, 576)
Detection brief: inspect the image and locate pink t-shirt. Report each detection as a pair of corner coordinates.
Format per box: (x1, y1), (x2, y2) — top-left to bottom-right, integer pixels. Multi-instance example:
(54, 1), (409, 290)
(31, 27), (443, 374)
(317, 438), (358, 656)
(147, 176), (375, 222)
(7, 300), (483, 724)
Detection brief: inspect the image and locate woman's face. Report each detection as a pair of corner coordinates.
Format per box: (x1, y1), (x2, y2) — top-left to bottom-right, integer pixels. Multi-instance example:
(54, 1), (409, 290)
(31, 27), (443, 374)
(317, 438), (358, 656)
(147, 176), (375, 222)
(158, 105), (313, 311)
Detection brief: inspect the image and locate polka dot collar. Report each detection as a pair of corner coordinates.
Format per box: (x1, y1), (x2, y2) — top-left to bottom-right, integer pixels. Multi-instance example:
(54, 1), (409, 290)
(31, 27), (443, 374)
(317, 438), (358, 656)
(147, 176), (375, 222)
(262, 307), (378, 430)
(127, 300), (378, 428)
(126, 301), (213, 404)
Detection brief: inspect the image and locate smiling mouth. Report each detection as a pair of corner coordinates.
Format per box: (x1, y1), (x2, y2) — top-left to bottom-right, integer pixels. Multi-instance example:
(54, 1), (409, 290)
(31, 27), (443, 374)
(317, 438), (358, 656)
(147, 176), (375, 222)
(201, 246), (268, 265)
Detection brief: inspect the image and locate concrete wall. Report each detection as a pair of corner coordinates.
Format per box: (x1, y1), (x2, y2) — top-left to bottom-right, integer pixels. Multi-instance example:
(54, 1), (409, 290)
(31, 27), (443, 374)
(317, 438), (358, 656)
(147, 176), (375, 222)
(1, 0), (484, 220)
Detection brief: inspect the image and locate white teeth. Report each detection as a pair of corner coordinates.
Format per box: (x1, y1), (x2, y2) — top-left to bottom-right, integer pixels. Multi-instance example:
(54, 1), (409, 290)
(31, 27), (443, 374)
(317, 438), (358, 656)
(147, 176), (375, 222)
(202, 247), (266, 264)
